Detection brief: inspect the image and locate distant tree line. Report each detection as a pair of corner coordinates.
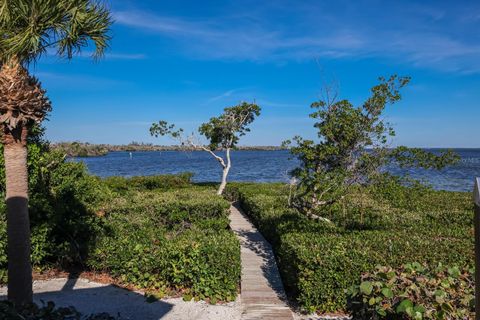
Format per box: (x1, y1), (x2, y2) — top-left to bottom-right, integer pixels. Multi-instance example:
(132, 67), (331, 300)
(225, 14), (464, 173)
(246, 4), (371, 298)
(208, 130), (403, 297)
(51, 141), (286, 157)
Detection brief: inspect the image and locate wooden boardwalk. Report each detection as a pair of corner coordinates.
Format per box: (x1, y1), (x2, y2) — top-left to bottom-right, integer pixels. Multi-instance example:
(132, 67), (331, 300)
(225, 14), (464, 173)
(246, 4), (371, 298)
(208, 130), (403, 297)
(229, 204), (294, 320)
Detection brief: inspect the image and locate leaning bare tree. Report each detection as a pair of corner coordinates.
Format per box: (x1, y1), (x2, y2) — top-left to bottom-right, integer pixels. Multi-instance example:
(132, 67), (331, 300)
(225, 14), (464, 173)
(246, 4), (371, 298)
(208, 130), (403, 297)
(0, 0), (111, 305)
(150, 102), (261, 195)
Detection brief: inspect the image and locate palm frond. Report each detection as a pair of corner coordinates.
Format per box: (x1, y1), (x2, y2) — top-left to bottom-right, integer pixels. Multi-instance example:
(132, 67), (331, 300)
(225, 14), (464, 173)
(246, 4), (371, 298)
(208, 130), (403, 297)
(0, 0), (112, 64)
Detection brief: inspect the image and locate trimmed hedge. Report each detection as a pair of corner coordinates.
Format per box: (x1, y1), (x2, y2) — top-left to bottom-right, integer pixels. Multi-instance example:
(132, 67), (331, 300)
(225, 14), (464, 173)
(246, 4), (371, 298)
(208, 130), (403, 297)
(103, 173), (193, 193)
(226, 182), (474, 313)
(88, 187), (240, 302)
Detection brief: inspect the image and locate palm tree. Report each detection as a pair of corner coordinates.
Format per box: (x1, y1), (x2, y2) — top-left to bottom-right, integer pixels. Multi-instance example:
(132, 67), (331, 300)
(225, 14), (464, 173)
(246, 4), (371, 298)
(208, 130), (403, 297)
(0, 0), (111, 305)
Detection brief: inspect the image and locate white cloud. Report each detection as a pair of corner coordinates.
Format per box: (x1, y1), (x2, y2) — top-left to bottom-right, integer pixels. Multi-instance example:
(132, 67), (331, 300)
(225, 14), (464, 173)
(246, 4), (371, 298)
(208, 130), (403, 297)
(112, 2), (480, 73)
(205, 89), (238, 104)
(45, 47), (146, 60)
(257, 99), (304, 109)
(33, 72), (131, 87)
(104, 52), (147, 60)
(113, 11), (216, 37)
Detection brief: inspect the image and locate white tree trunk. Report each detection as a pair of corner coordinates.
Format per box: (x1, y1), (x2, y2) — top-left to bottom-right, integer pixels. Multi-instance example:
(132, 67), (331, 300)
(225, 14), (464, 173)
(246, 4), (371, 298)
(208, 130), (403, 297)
(217, 148), (231, 195)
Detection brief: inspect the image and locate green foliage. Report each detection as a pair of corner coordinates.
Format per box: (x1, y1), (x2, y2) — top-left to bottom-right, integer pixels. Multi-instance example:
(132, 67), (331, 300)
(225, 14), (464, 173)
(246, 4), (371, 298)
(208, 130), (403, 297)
(150, 102), (261, 150)
(2, 134), (240, 301)
(285, 75), (410, 214)
(88, 187), (240, 302)
(0, 140), (111, 272)
(0, 300), (116, 319)
(198, 102), (261, 149)
(348, 264), (474, 319)
(0, 0), (112, 63)
(368, 173), (433, 211)
(103, 173), (193, 193)
(227, 182), (473, 313)
(284, 76), (458, 217)
(52, 142), (109, 157)
(29, 156), (110, 266)
(389, 146), (460, 170)
(149, 121), (184, 139)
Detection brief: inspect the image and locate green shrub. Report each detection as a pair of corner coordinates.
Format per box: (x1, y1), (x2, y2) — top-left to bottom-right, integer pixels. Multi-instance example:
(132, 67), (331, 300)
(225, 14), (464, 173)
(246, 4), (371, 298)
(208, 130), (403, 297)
(88, 187), (240, 302)
(103, 173), (193, 193)
(0, 144), (111, 275)
(30, 158), (111, 266)
(90, 228), (239, 302)
(368, 174), (434, 212)
(100, 188), (230, 228)
(347, 263), (474, 319)
(278, 227), (472, 313)
(1, 136), (240, 302)
(227, 182), (474, 313)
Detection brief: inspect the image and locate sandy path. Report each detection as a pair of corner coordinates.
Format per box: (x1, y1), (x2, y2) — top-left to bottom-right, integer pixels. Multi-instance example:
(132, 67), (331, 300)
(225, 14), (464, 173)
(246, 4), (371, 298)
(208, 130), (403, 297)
(0, 278), (242, 320)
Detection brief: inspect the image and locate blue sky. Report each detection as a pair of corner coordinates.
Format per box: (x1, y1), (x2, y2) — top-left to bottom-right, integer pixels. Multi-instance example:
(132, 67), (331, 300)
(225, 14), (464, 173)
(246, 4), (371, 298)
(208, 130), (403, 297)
(32, 0), (480, 147)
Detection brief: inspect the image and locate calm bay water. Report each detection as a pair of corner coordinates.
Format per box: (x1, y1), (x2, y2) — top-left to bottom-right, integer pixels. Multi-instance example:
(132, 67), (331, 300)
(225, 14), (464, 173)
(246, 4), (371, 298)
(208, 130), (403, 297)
(74, 149), (480, 192)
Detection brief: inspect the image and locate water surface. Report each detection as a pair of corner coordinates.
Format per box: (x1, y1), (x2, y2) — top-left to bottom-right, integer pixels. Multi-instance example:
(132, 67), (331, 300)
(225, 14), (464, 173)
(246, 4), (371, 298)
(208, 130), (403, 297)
(74, 149), (480, 192)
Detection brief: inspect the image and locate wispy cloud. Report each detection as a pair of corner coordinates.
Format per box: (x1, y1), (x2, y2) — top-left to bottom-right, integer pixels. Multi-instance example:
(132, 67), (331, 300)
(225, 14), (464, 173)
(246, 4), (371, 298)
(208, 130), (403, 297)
(113, 11), (216, 38)
(386, 32), (480, 74)
(113, 9), (366, 61)
(104, 52), (147, 60)
(205, 89), (239, 104)
(112, 1), (480, 74)
(33, 72), (131, 88)
(203, 87), (258, 105)
(45, 48), (146, 60)
(79, 51), (147, 60)
(257, 99), (304, 109)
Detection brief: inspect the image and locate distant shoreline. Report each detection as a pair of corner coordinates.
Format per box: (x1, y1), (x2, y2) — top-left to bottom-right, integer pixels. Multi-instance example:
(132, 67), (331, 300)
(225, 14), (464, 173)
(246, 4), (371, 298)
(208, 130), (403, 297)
(52, 142), (480, 158)
(51, 142), (287, 157)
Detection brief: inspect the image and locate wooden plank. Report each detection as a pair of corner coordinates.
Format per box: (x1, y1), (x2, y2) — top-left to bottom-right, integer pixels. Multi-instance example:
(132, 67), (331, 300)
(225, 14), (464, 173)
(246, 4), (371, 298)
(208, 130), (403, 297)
(229, 204), (294, 320)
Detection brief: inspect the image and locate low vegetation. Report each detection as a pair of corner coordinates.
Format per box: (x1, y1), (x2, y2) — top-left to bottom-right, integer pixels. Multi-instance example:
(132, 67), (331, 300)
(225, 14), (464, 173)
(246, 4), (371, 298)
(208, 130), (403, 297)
(226, 180), (473, 315)
(0, 142), (240, 303)
(0, 142), (110, 279)
(89, 181), (240, 302)
(348, 263), (474, 319)
(0, 135), (474, 318)
(103, 172), (194, 193)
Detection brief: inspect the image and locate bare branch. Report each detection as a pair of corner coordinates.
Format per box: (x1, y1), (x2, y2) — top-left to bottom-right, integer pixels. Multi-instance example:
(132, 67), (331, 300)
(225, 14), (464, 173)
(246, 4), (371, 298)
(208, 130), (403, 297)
(200, 145), (226, 168)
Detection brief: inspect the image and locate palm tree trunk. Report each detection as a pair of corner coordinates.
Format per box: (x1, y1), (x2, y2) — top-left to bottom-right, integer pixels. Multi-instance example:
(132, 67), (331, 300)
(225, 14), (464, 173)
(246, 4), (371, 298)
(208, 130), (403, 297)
(2, 125), (32, 305)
